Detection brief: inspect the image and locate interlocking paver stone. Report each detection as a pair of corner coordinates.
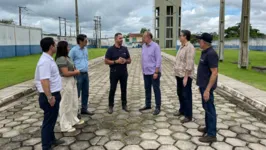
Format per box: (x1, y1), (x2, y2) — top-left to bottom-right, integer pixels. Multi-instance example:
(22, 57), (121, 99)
(157, 136), (175, 145)
(212, 142), (233, 150)
(140, 132), (158, 140)
(158, 145), (179, 150)
(104, 141), (124, 150)
(122, 145), (143, 150)
(70, 141), (90, 150)
(155, 129), (172, 136)
(225, 138), (247, 147)
(140, 140), (160, 150)
(218, 129), (237, 137)
(248, 143), (266, 150)
(175, 140), (196, 150)
(1, 50), (266, 150)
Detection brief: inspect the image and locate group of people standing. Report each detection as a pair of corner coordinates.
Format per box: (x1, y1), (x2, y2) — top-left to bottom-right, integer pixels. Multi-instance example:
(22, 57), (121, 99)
(34, 30), (218, 150)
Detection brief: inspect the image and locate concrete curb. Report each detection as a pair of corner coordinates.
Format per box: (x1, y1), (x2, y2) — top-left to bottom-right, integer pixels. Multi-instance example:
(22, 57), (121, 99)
(0, 56), (105, 107)
(161, 52), (266, 115)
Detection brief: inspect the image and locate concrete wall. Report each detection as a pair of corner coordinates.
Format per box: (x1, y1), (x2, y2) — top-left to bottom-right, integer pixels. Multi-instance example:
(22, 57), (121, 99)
(176, 38), (266, 51)
(0, 23), (42, 58)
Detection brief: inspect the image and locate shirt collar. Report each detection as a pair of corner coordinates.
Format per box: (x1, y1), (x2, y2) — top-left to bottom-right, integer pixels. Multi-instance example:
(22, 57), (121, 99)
(182, 41), (190, 47)
(42, 52), (54, 61)
(202, 46), (212, 53)
(146, 41), (153, 46)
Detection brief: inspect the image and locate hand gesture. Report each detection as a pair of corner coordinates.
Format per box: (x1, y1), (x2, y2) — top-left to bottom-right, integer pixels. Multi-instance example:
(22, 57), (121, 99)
(203, 90), (210, 102)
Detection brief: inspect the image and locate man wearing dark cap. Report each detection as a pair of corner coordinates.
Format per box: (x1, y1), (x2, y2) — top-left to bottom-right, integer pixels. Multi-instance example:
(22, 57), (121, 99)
(196, 33), (218, 143)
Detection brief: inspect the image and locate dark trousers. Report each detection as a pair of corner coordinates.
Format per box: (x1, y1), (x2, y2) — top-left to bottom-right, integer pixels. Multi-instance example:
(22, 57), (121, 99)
(76, 73), (89, 112)
(109, 69), (128, 107)
(199, 87), (217, 137)
(38, 92), (61, 150)
(144, 73), (161, 109)
(176, 76), (193, 119)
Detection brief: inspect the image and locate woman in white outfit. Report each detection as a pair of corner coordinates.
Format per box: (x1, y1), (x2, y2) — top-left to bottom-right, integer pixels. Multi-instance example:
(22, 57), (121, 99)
(55, 41), (84, 132)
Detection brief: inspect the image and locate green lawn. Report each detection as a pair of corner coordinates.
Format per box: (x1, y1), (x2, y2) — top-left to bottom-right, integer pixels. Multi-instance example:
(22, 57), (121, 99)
(163, 49), (266, 91)
(0, 48), (107, 89)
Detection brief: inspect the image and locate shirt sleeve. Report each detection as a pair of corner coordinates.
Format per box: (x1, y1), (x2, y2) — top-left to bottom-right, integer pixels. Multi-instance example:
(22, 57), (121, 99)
(68, 48), (75, 60)
(56, 57), (68, 68)
(125, 47), (130, 59)
(155, 45), (162, 68)
(207, 51), (219, 68)
(185, 45), (195, 71)
(105, 48), (112, 59)
(38, 62), (51, 80)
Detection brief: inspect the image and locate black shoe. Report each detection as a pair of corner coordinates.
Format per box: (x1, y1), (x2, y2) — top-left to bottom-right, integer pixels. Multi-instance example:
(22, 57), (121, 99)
(181, 118), (192, 124)
(153, 109), (161, 115)
(52, 139), (65, 146)
(77, 114), (81, 119)
(122, 106), (129, 112)
(198, 127), (207, 133)
(108, 107), (113, 114)
(199, 136), (217, 143)
(173, 111), (183, 116)
(139, 106), (151, 111)
(81, 110), (94, 116)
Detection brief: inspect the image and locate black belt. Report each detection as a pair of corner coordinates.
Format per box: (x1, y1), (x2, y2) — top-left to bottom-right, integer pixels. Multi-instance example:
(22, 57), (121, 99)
(39, 91), (60, 95)
(80, 72), (88, 75)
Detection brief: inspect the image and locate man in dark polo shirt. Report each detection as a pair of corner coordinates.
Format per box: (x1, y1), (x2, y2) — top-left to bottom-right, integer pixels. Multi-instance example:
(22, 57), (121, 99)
(196, 33), (219, 143)
(105, 33), (131, 114)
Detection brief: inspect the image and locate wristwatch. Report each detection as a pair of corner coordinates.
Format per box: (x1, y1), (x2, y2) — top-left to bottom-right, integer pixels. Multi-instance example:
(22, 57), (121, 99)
(154, 72), (159, 74)
(113, 60), (116, 64)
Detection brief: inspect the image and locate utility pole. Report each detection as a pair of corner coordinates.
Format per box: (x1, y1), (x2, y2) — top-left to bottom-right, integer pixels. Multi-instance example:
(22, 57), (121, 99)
(19, 6), (26, 26)
(218, 0), (225, 62)
(94, 17), (98, 48)
(75, 0), (80, 35)
(64, 18), (67, 37)
(70, 26), (72, 36)
(238, 0), (250, 69)
(99, 16), (101, 48)
(59, 17), (61, 36)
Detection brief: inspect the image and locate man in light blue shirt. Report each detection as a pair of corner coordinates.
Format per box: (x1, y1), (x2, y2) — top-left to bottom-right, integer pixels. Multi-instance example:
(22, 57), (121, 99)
(69, 34), (94, 116)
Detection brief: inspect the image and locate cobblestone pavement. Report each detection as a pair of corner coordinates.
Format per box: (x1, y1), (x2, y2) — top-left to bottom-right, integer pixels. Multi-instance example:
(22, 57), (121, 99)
(1, 50), (266, 150)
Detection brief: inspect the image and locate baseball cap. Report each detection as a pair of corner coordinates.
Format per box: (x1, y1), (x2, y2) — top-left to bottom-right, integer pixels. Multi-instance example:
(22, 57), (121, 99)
(196, 33), (213, 43)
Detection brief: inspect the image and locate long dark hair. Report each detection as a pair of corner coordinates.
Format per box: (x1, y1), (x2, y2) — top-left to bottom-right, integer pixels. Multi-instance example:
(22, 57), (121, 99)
(55, 41), (69, 60)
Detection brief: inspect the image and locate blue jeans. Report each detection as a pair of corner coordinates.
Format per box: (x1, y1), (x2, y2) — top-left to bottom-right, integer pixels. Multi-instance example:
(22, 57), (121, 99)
(144, 73), (161, 109)
(176, 77), (193, 119)
(199, 87), (217, 137)
(76, 73), (89, 112)
(39, 92), (61, 150)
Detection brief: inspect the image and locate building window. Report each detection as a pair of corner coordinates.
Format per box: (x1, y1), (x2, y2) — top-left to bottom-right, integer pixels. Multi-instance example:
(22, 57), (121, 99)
(155, 40), (159, 45)
(166, 17), (173, 27)
(155, 29), (159, 38)
(179, 17), (181, 28)
(156, 18), (159, 28)
(166, 28), (173, 38)
(179, 6), (181, 16)
(166, 40), (173, 48)
(156, 7), (160, 17)
(167, 6), (173, 15)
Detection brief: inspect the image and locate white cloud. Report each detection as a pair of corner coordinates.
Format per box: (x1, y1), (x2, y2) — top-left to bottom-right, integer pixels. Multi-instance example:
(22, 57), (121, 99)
(0, 0), (265, 36)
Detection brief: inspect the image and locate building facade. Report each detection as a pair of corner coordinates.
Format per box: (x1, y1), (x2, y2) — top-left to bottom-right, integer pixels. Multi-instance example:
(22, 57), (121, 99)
(154, 0), (181, 48)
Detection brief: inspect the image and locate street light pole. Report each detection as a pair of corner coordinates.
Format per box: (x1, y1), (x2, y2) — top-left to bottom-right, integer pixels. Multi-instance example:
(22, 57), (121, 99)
(218, 0), (225, 62)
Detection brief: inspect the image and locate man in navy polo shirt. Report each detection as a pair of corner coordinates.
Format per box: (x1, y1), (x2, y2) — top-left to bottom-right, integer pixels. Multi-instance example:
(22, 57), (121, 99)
(105, 33), (131, 114)
(196, 33), (218, 143)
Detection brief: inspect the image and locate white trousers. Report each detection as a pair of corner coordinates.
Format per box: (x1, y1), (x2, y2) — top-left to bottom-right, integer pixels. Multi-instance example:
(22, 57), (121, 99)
(59, 77), (80, 132)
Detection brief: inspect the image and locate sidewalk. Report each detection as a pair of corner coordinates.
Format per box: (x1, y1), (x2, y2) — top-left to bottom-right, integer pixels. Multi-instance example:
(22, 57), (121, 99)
(0, 56), (105, 107)
(162, 52), (266, 114)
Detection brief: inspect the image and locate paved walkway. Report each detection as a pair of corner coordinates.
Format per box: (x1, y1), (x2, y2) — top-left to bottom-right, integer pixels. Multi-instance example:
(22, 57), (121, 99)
(1, 50), (266, 150)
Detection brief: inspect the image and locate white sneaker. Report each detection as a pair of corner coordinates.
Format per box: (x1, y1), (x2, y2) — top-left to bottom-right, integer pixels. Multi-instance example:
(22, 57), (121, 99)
(76, 120), (85, 125)
(67, 127), (76, 132)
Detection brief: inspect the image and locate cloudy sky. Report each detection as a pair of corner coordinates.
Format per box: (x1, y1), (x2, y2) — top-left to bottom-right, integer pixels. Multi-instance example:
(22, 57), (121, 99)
(0, 0), (265, 37)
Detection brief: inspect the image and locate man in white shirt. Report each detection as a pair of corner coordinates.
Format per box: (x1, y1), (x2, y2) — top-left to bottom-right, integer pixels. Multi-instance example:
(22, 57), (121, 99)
(35, 37), (64, 150)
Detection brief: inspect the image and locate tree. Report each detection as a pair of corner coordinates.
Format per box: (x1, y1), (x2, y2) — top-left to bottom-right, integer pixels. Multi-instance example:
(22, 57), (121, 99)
(225, 23), (265, 39)
(0, 19), (14, 24)
(140, 28), (150, 34)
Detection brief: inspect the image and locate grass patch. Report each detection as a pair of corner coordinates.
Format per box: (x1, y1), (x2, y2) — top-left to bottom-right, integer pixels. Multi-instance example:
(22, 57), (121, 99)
(0, 48), (107, 89)
(163, 49), (266, 91)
